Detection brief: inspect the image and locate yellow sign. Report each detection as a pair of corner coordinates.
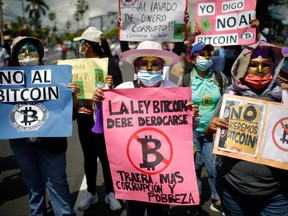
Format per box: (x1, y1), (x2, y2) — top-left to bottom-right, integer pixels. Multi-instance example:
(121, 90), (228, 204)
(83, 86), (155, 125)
(214, 94), (288, 171)
(58, 58), (109, 99)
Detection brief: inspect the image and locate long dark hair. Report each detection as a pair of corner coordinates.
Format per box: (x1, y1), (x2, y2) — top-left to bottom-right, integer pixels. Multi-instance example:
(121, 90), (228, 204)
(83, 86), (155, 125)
(86, 36), (112, 58)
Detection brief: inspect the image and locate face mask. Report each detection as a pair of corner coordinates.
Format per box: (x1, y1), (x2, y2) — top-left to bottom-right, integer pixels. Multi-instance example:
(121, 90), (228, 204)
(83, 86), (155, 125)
(18, 56), (39, 66)
(78, 47), (86, 58)
(244, 73), (273, 90)
(137, 70), (162, 87)
(224, 48), (236, 59)
(282, 60), (288, 73)
(195, 58), (213, 71)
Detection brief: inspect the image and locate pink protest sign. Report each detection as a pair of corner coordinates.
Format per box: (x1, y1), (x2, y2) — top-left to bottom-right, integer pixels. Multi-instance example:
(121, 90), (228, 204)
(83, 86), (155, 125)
(195, 0), (257, 46)
(102, 87), (199, 205)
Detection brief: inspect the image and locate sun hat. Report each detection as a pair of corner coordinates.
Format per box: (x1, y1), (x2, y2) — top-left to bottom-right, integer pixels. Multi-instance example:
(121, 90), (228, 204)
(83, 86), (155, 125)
(10, 36), (44, 63)
(120, 41), (179, 66)
(73, 27), (103, 43)
(190, 42), (214, 56)
(282, 47), (288, 58)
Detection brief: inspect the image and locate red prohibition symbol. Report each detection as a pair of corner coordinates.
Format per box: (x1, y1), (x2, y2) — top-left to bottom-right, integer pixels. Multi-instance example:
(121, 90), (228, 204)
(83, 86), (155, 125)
(272, 117), (288, 152)
(126, 127), (173, 175)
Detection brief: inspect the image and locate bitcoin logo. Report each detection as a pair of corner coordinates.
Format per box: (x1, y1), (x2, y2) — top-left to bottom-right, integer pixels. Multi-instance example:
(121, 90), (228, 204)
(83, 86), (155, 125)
(138, 135), (163, 171)
(272, 117), (288, 152)
(10, 103), (48, 131)
(127, 127), (173, 175)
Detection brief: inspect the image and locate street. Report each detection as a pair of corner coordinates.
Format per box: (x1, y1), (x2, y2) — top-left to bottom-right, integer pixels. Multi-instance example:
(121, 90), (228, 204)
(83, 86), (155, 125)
(0, 50), (221, 216)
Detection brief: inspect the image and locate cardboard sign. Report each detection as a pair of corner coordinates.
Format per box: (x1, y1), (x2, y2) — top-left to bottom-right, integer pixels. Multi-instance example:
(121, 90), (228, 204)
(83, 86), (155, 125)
(102, 87), (199, 205)
(195, 0), (257, 46)
(214, 94), (288, 170)
(0, 65), (73, 139)
(58, 58), (109, 100)
(119, 0), (187, 42)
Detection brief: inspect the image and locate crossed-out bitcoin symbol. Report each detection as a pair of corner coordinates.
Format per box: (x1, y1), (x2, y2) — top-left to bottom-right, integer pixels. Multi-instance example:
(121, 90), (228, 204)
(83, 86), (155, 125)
(20, 107), (38, 126)
(272, 117), (288, 152)
(138, 135), (163, 171)
(10, 103), (48, 131)
(127, 127), (173, 175)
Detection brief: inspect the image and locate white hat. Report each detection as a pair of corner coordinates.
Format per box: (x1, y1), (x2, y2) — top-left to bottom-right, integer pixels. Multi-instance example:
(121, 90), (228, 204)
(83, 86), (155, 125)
(121, 41), (179, 66)
(73, 27), (103, 43)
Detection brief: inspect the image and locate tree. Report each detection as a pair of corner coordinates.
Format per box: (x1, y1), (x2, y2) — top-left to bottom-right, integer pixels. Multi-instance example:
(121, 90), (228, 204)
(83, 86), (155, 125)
(65, 21), (71, 32)
(74, 0), (89, 29)
(25, 0), (49, 30)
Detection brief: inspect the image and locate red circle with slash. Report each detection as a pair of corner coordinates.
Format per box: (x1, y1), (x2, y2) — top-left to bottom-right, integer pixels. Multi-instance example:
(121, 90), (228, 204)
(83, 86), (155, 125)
(126, 127), (173, 175)
(272, 117), (288, 152)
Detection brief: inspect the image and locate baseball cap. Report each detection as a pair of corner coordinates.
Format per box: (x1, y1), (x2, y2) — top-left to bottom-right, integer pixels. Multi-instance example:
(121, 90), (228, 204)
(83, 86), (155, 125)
(190, 42), (214, 56)
(73, 27), (103, 43)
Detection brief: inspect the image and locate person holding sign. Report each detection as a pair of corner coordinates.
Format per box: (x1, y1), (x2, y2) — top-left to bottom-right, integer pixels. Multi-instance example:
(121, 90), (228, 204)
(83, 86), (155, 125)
(92, 41), (200, 216)
(8, 36), (76, 216)
(205, 41), (288, 215)
(72, 27), (123, 211)
(178, 42), (228, 215)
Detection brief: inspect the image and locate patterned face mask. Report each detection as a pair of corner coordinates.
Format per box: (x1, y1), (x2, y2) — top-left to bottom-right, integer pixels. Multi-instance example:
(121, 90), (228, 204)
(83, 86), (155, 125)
(18, 56), (39, 66)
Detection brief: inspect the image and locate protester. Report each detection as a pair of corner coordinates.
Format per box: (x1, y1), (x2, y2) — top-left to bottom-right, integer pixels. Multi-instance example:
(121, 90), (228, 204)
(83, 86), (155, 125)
(205, 41), (288, 215)
(72, 26), (123, 211)
(118, 12), (190, 81)
(178, 41), (227, 215)
(0, 41), (10, 66)
(187, 18), (264, 85)
(8, 36), (75, 216)
(92, 41), (200, 216)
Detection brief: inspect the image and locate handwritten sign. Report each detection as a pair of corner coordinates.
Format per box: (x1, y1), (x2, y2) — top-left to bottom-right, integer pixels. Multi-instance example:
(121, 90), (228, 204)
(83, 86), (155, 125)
(0, 65), (73, 139)
(57, 58), (109, 100)
(119, 0), (187, 42)
(214, 94), (288, 170)
(102, 87), (199, 205)
(195, 0), (257, 46)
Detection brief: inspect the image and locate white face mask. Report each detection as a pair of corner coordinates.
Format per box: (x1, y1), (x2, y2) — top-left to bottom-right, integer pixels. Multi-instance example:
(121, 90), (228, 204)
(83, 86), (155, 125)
(78, 46), (86, 58)
(18, 56), (39, 66)
(137, 70), (162, 87)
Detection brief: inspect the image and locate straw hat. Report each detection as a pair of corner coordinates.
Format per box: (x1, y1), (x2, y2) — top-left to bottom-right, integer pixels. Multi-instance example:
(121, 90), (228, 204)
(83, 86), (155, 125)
(120, 41), (179, 66)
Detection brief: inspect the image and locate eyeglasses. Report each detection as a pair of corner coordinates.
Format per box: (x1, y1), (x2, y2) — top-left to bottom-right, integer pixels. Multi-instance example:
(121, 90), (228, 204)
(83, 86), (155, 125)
(17, 43), (39, 60)
(135, 57), (164, 71)
(248, 57), (274, 75)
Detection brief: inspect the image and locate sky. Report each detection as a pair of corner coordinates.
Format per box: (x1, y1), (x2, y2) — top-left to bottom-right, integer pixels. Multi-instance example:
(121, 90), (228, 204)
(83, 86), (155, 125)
(2, 0), (198, 33)
(2, 0), (288, 33)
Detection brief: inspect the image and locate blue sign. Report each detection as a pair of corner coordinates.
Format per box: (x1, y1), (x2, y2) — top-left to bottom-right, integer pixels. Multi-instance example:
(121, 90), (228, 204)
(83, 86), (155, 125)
(0, 65), (73, 139)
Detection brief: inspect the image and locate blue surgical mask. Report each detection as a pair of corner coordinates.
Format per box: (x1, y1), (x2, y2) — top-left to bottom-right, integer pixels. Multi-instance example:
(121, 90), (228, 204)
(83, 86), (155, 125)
(195, 58), (213, 71)
(137, 70), (162, 87)
(282, 60), (288, 73)
(224, 48), (236, 59)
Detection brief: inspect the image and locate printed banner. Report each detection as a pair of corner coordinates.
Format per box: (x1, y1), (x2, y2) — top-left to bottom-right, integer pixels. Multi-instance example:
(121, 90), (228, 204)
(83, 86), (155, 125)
(58, 58), (109, 100)
(0, 65), (73, 139)
(119, 0), (187, 42)
(195, 0), (257, 46)
(102, 87), (199, 205)
(214, 94), (288, 170)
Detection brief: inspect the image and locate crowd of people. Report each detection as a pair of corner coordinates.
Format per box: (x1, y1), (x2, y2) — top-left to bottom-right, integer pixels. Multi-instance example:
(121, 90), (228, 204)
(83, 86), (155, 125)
(2, 8), (288, 216)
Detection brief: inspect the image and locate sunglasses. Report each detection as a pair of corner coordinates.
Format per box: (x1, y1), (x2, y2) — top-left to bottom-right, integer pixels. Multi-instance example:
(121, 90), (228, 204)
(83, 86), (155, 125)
(135, 57), (164, 71)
